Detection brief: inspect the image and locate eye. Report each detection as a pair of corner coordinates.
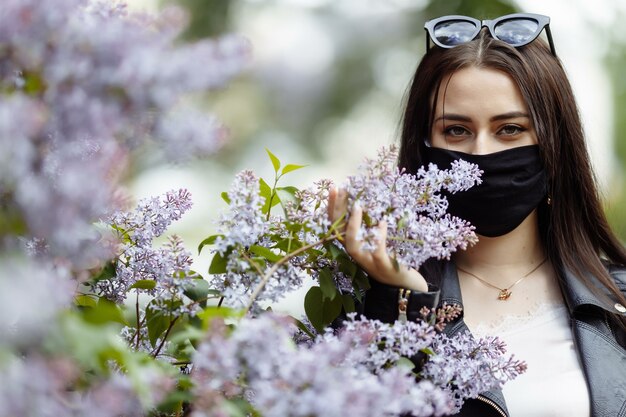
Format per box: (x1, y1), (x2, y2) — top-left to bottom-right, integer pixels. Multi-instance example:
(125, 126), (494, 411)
(444, 125), (471, 137)
(498, 124), (526, 136)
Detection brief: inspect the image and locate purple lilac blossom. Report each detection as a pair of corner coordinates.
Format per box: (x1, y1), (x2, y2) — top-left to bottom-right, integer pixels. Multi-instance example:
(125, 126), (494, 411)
(0, 0), (248, 265)
(209, 146), (481, 308)
(423, 331), (528, 411)
(192, 313), (459, 417)
(343, 145), (482, 269)
(99, 190), (199, 316)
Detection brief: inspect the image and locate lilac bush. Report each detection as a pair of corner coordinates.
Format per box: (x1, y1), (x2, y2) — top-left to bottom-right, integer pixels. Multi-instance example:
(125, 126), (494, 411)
(0, 0), (248, 265)
(206, 146), (481, 327)
(0, 0), (246, 414)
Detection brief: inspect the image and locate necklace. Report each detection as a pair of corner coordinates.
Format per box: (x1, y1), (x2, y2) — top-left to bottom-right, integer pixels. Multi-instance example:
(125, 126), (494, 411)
(457, 258), (548, 301)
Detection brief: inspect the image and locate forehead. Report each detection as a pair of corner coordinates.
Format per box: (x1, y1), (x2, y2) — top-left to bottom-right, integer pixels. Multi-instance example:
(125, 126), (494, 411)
(433, 66), (528, 116)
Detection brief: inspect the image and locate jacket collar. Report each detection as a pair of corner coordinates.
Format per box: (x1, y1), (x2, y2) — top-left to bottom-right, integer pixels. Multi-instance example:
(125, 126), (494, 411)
(559, 266), (624, 316)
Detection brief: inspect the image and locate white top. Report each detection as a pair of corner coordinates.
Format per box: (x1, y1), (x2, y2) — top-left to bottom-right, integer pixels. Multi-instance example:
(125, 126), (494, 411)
(472, 302), (590, 417)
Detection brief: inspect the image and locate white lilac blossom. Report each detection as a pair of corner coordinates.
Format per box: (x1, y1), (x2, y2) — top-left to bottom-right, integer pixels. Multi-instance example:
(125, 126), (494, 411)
(343, 145), (482, 269)
(0, 0), (248, 265)
(423, 331), (528, 411)
(0, 256), (73, 348)
(99, 190), (199, 314)
(284, 179), (334, 245)
(191, 312), (524, 417)
(213, 170), (267, 254)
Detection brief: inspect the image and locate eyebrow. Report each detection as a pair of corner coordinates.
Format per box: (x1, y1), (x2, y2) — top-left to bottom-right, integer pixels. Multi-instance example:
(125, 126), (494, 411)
(434, 111), (531, 123)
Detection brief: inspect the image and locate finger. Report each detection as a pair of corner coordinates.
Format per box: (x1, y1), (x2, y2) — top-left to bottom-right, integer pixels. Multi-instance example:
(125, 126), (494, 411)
(334, 188), (347, 220)
(344, 203), (363, 253)
(371, 220), (393, 271)
(327, 186), (337, 221)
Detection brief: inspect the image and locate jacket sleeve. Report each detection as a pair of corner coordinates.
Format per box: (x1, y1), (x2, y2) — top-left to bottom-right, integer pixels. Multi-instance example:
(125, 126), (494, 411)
(361, 277), (441, 324)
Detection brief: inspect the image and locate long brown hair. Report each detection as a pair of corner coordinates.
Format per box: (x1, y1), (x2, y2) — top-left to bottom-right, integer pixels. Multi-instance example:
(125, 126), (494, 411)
(400, 29), (626, 327)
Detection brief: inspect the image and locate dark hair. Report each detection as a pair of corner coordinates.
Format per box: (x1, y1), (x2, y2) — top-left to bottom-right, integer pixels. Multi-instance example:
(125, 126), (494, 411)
(401, 29), (626, 327)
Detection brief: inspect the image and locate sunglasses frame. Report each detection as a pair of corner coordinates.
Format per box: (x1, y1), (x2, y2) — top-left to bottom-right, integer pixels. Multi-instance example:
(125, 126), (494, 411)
(424, 13), (557, 57)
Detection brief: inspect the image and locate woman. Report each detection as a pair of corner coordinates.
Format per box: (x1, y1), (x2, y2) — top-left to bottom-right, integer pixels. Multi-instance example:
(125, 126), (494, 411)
(328, 13), (626, 417)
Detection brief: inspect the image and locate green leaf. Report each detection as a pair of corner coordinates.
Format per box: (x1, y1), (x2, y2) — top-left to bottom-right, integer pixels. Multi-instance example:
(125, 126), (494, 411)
(353, 269), (370, 292)
(291, 315), (317, 339)
(420, 347), (435, 356)
(182, 278), (210, 305)
(304, 286), (343, 332)
(395, 357), (416, 370)
(221, 192), (231, 204)
(304, 286), (325, 332)
(91, 261), (116, 282)
(75, 295), (97, 308)
(391, 256), (400, 272)
(281, 164), (306, 175)
(208, 251), (228, 274)
(197, 306), (244, 330)
(276, 186), (299, 209)
(318, 268), (337, 300)
(324, 242), (344, 260)
(23, 71), (45, 95)
(338, 256), (357, 278)
(322, 294), (343, 326)
(146, 305), (170, 348)
(198, 234), (222, 255)
(274, 237), (303, 252)
(265, 148), (281, 173)
(341, 293), (355, 313)
(130, 279), (157, 290)
(249, 245), (282, 262)
(259, 177), (272, 200)
(81, 297), (128, 326)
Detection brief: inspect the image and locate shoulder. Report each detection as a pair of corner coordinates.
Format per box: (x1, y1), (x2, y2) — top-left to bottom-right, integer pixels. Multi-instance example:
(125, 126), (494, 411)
(607, 264), (626, 294)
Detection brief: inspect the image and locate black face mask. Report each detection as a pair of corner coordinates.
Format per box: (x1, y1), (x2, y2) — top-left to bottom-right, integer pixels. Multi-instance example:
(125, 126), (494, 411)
(422, 145), (547, 237)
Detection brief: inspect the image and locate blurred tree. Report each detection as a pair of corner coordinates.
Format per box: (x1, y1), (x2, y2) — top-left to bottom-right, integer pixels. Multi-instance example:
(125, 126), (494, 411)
(163, 0), (233, 39)
(604, 29), (626, 241)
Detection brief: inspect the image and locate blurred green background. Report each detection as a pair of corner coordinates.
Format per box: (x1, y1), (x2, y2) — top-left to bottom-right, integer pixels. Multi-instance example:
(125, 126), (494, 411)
(127, 0), (626, 272)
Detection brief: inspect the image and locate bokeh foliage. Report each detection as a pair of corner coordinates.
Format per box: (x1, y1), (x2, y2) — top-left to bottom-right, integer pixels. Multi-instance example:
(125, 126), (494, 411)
(164, 0), (626, 242)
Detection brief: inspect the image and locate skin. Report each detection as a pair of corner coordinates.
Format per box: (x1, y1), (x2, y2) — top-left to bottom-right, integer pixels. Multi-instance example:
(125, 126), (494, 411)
(328, 66), (563, 326)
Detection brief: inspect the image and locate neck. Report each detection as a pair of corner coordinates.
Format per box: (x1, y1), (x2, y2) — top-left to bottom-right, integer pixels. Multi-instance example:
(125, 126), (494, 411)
(454, 210), (545, 271)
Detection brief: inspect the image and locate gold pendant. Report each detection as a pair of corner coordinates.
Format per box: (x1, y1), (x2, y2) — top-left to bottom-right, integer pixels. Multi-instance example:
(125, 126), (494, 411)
(498, 289), (512, 300)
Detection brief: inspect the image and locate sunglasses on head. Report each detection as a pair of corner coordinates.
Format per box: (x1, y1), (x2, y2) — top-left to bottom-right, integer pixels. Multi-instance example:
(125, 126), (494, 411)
(424, 13), (557, 57)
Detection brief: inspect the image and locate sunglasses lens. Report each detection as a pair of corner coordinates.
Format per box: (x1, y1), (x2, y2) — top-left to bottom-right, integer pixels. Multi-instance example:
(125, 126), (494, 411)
(494, 19), (539, 45)
(433, 20), (478, 46)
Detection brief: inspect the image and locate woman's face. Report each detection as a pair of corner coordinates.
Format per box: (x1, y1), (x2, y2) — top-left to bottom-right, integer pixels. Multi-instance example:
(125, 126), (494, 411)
(430, 66), (538, 154)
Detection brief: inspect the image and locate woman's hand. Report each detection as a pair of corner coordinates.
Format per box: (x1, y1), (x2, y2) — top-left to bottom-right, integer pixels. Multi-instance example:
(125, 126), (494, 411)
(327, 187), (428, 292)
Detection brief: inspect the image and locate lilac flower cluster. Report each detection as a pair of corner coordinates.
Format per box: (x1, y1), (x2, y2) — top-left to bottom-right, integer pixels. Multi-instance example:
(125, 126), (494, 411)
(213, 170), (267, 254)
(99, 189), (198, 315)
(0, 0), (248, 265)
(208, 146), (482, 309)
(284, 179), (334, 244)
(191, 313), (454, 417)
(192, 311), (527, 417)
(343, 145), (482, 269)
(423, 331), (528, 411)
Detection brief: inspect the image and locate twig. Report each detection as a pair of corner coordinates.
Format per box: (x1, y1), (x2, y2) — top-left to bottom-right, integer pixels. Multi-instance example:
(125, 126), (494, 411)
(152, 316), (179, 358)
(244, 234), (340, 313)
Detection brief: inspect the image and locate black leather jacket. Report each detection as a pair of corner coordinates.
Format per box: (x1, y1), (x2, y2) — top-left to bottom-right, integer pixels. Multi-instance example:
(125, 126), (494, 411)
(362, 261), (626, 417)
